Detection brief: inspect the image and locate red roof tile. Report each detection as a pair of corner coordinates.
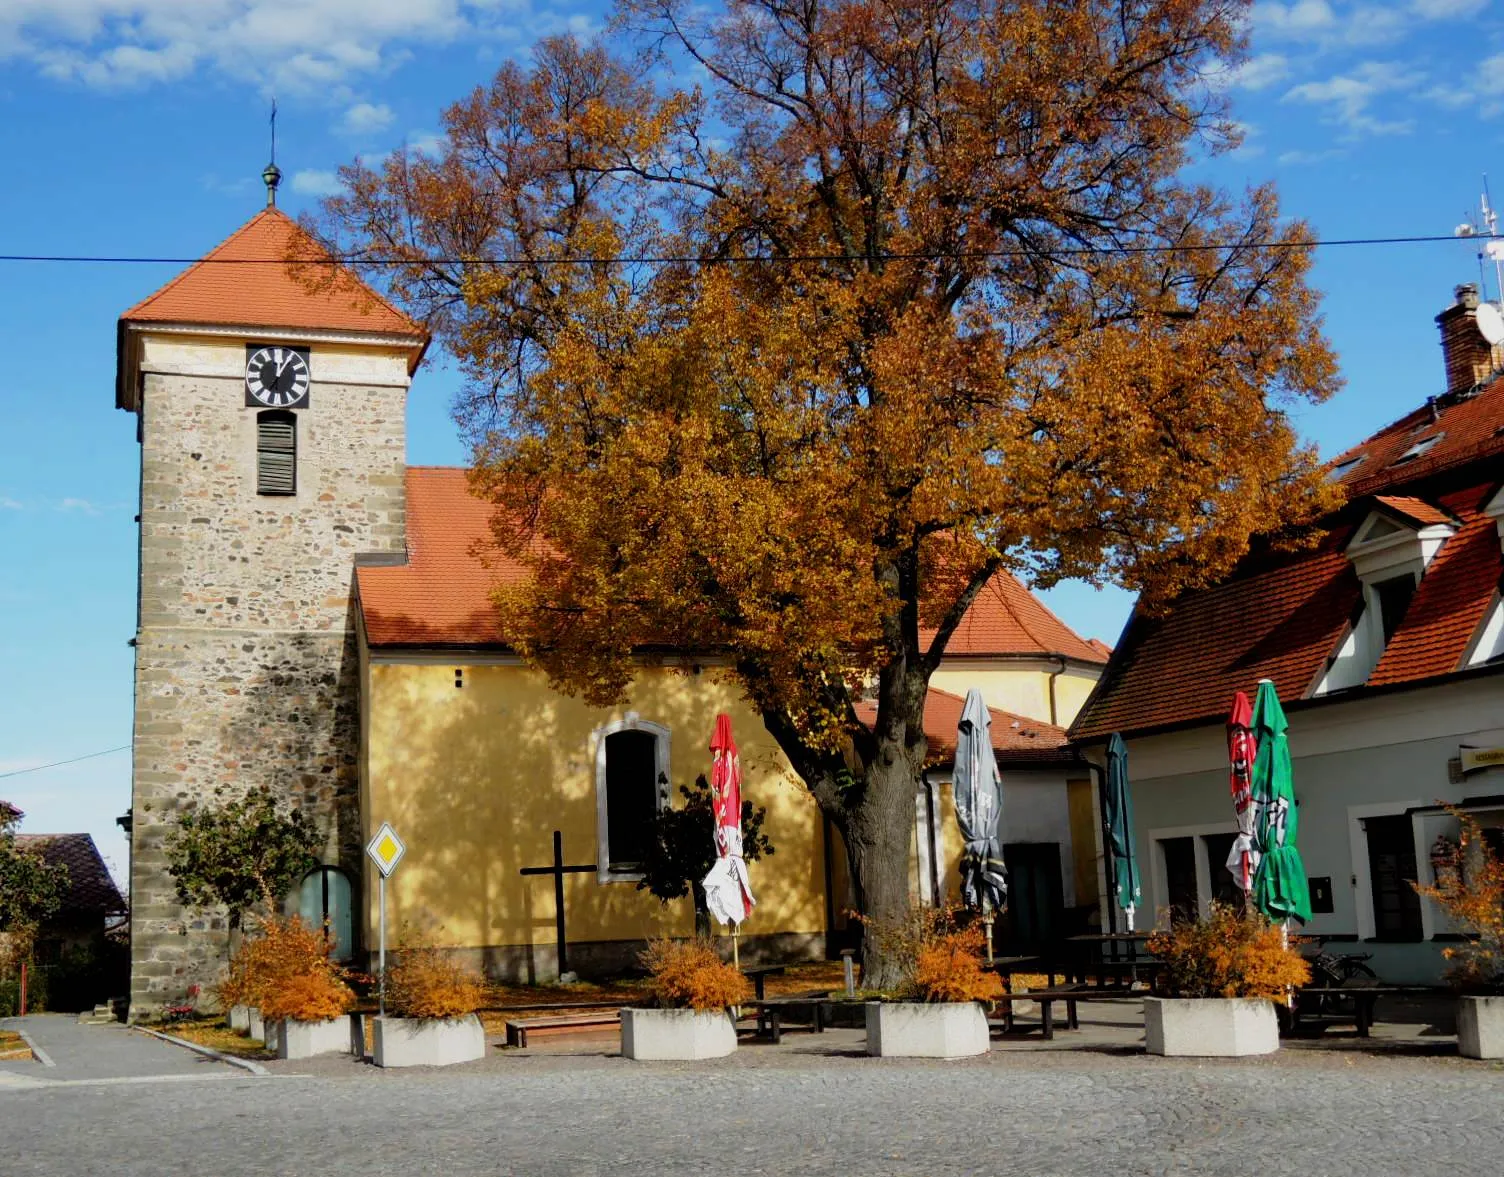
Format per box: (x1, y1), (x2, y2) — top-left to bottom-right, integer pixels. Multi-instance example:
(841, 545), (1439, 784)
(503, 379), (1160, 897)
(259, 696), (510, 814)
(1073, 483), (1504, 742)
(121, 208), (426, 346)
(1332, 375), (1504, 496)
(1372, 495), (1457, 528)
(855, 688), (1078, 767)
(359, 468), (1104, 663)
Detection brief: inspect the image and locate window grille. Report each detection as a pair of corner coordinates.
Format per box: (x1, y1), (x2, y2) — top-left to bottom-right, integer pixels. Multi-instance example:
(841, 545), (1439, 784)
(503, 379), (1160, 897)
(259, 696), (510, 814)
(257, 410), (296, 495)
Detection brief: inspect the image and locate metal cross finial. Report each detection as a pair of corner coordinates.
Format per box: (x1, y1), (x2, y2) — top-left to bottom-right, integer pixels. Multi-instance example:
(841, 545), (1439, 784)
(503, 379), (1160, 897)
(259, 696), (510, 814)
(262, 99), (281, 207)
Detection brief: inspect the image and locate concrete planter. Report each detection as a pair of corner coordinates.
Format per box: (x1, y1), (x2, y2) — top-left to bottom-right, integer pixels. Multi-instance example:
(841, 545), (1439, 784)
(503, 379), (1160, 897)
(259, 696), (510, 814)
(620, 1008), (736, 1060)
(228, 1005), (250, 1033)
(277, 1016), (352, 1060)
(864, 1001), (990, 1058)
(247, 1007), (267, 1042)
(1144, 997), (1279, 1057)
(261, 1018), (280, 1054)
(1457, 996), (1504, 1059)
(372, 1014), (486, 1068)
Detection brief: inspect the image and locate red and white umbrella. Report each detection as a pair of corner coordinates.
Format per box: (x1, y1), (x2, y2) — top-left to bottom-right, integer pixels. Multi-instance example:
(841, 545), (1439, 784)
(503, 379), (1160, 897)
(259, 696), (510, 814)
(701, 714), (755, 934)
(1226, 690), (1260, 895)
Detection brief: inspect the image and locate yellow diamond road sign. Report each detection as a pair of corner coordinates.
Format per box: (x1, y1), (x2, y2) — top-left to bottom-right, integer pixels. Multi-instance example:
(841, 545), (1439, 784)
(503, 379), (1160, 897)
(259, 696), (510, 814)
(367, 822), (406, 877)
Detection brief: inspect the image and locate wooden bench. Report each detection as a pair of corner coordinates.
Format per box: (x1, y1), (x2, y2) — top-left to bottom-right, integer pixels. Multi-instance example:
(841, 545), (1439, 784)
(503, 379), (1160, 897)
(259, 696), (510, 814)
(504, 1011), (620, 1048)
(990, 986), (1137, 1040)
(1284, 985), (1443, 1038)
(741, 964), (788, 1002)
(740, 992), (831, 1044)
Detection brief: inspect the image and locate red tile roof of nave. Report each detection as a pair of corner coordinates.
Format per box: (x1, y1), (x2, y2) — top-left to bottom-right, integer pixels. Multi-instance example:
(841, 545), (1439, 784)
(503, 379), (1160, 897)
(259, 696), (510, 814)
(120, 208), (426, 344)
(854, 688), (1078, 767)
(359, 467), (1108, 661)
(1372, 495), (1459, 528)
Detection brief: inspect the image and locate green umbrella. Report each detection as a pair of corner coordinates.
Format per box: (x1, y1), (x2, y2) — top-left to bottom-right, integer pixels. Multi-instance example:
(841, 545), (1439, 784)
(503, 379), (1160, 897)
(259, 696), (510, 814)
(1104, 733), (1141, 930)
(1250, 679), (1312, 925)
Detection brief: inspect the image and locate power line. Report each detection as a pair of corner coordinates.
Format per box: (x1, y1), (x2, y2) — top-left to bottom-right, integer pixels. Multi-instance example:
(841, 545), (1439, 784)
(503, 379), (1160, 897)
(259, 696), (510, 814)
(0, 232), (1474, 267)
(0, 745), (130, 781)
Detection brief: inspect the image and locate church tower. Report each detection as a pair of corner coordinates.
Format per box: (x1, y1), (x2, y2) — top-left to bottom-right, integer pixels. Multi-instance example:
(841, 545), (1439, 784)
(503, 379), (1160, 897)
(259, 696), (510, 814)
(116, 191), (427, 1015)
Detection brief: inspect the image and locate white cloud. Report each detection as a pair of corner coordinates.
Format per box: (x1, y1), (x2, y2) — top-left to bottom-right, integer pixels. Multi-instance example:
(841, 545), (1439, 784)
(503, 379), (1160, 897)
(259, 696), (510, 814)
(1408, 0), (1487, 16)
(58, 497), (101, 514)
(0, 2), (560, 95)
(1283, 61), (1424, 136)
(340, 101), (394, 136)
(290, 169), (344, 196)
(1254, 0), (1479, 48)
(1229, 53), (1291, 91)
(0, 496), (22, 510)
(1425, 51), (1504, 117)
(1256, 0), (1338, 38)
(1277, 147), (1346, 165)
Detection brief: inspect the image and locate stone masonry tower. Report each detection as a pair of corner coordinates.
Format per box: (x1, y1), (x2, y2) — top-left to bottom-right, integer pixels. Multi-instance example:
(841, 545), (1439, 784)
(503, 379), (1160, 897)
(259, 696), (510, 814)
(116, 205), (427, 1016)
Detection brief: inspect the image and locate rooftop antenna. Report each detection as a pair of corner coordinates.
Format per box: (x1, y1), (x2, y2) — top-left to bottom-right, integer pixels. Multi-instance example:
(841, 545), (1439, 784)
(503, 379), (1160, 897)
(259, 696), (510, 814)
(261, 98), (282, 208)
(1455, 176), (1503, 302)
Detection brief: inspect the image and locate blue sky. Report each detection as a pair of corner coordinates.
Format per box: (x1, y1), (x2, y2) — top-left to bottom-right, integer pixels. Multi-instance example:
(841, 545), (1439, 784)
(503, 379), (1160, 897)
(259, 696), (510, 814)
(1, 0), (1501, 885)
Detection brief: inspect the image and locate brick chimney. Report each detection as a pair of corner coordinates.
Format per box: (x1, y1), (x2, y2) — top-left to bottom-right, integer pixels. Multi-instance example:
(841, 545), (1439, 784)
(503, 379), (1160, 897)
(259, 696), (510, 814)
(1436, 283), (1504, 398)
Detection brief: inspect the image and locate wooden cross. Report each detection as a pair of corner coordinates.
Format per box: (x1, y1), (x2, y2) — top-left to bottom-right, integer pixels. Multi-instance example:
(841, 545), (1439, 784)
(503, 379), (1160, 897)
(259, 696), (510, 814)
(519, 830), (597, 977)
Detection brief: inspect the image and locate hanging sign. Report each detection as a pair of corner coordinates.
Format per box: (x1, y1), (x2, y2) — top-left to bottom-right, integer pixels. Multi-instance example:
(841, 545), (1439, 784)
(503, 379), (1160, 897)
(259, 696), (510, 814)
(1460, 747), (1504, 775)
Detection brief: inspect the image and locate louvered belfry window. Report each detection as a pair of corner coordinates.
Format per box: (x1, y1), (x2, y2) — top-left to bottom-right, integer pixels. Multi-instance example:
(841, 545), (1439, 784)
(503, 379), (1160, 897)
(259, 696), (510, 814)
(256, 410), (297, 495)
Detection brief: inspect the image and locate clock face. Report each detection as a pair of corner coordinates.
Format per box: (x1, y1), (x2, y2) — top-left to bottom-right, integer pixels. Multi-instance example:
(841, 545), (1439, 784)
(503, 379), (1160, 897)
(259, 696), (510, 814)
(244, 345), (311, 409)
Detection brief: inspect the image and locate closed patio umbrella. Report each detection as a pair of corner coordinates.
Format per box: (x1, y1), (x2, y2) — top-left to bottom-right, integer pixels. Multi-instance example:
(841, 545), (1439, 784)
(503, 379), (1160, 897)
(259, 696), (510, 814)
(701, 714), (755, 966)
(1103, 733), (1141, 931)
(1250, 680), (1312, 927)
(1226, 691), (1259, 901)
(953, 689), (1007, 957)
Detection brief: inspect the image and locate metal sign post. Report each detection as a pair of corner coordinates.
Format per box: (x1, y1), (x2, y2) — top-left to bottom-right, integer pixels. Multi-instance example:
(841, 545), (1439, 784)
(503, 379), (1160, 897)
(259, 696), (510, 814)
(365, 822), (407, 1017)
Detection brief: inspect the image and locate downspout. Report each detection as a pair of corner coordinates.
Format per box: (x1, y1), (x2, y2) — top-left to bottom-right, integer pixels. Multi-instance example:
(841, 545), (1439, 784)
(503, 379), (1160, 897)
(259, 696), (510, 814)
(1047, 655), (1066, 727)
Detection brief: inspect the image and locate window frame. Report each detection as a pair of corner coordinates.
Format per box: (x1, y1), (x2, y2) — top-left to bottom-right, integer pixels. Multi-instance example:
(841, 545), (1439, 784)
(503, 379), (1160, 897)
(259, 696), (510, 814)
(593, 713), (671, 883)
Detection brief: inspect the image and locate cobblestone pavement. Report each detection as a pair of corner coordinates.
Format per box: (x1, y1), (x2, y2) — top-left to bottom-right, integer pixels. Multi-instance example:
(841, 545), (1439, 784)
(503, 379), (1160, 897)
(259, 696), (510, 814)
(1, 1032), (1501, 1176)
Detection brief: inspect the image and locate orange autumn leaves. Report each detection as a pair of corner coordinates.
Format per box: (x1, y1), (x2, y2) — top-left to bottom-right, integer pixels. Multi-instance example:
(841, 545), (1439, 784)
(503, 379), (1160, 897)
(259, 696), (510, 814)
(314, 1), (1339, 748)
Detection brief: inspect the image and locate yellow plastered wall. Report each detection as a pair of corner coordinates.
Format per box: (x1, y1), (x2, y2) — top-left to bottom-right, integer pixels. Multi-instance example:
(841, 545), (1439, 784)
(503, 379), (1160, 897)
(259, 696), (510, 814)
(928, 663), (1101, 728)
(362, 661), (827, 954)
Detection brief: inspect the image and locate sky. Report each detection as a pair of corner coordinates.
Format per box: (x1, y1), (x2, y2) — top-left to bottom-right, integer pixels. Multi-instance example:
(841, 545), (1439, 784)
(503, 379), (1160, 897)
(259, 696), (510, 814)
(1, 0), (1502, 889)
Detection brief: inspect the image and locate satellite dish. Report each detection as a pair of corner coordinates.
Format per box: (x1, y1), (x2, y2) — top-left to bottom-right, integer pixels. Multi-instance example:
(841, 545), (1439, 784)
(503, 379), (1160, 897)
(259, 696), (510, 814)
(1478, 302), (1504, 346)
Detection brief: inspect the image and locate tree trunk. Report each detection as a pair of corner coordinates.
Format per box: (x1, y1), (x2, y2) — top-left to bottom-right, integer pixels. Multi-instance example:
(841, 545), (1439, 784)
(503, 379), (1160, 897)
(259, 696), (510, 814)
(844, 754), (923, 991)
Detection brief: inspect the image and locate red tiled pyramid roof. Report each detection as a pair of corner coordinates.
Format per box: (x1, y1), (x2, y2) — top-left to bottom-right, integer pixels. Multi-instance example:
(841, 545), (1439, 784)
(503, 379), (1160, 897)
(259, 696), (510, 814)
(359, 468), (1106, 664)
(855, 688), (1078, 767)
(121, 208), (426, 345)
(1072, 375), (1504, 742)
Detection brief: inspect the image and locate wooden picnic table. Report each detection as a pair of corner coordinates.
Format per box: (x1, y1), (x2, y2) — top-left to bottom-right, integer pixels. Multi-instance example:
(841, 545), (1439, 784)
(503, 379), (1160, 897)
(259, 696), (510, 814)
(1283, 985), (1445, 1038)
(1063, 933), (1155, 987)
(741, 963), (787, 1002)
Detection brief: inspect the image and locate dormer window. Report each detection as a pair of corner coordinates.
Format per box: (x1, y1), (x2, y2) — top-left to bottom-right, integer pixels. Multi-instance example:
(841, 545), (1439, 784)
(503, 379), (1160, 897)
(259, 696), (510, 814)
(1392, 433), (1443, 466)
(1316, 501), (1455, 695)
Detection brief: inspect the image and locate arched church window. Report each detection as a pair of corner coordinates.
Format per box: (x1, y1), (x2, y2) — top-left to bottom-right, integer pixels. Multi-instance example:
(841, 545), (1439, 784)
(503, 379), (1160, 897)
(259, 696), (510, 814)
(297, 866), (353, 960)
(595, 715), (670, 881)
(256, 410), (297, 495)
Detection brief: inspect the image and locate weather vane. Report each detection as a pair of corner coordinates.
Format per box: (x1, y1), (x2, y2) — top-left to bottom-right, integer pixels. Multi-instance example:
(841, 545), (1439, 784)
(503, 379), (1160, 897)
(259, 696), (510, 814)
(262, 98), (282, 208)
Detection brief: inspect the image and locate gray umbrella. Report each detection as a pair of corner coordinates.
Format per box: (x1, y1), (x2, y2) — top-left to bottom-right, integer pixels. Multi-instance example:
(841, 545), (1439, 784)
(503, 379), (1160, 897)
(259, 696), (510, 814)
(954, 688), (1007, 917)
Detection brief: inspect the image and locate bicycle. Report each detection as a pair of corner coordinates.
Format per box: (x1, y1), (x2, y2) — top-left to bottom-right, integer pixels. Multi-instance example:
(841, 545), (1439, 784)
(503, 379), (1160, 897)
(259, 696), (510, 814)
(1299, 949), (1378, 1022)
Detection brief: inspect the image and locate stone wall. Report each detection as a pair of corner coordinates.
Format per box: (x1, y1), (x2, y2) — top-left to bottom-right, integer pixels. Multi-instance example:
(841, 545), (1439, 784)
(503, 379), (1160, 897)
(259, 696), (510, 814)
(127, 334), (409, 1016)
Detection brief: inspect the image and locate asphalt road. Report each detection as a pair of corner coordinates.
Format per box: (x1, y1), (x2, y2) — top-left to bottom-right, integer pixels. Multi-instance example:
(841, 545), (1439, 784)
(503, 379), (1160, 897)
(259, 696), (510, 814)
(1, 1046), (1501, 1176)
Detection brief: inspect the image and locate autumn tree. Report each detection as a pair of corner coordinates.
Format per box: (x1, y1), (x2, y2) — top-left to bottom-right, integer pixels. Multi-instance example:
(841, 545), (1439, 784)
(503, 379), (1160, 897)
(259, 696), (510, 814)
(0, 801), (68, 936)
(315, 0), (1338, 984)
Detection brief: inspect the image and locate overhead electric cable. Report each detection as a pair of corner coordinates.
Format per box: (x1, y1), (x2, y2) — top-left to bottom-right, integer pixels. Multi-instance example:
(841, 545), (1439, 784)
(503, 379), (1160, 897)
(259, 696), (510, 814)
(0, 232), (1476, 267)
(0, 745), (131, 780)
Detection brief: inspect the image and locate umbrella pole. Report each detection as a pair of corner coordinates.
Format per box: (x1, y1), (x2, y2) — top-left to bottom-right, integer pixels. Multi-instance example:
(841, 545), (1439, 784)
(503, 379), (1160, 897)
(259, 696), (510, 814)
(731, 921), (740, 971)
(1282, 919), (1294, 1009)
(983, 909), (995, 965)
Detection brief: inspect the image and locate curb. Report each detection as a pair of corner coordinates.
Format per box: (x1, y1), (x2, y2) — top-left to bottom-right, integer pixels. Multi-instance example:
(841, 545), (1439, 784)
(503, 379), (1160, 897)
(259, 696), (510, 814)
(15, 1027), (55, 1068)
(133, 1026), (270, 1076)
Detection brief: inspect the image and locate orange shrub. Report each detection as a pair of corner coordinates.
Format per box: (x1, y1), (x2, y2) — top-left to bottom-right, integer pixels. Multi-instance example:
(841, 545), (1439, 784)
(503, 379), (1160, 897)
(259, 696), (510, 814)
(219, 915), (354, 1023)
(641, 938), (752, 1011)
(912, 924), (1006, 1004)
(386, 945), (486, 1020)
(859, 905), (1002, 1003)
(1414, 811), (1504, 994)
(1148, 904), (1310, 999)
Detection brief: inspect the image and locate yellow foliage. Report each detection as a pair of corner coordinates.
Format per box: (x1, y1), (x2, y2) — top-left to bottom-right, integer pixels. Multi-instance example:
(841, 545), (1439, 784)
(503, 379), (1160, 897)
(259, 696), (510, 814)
(640, 938), (753, 1012)
(217, 916), (354, 1023)
(1147, 905), (1311, 999)
(861, 905), (1002, 1003)
(386, 945), (487, 1020)
(1414, 811), (1504, 994)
